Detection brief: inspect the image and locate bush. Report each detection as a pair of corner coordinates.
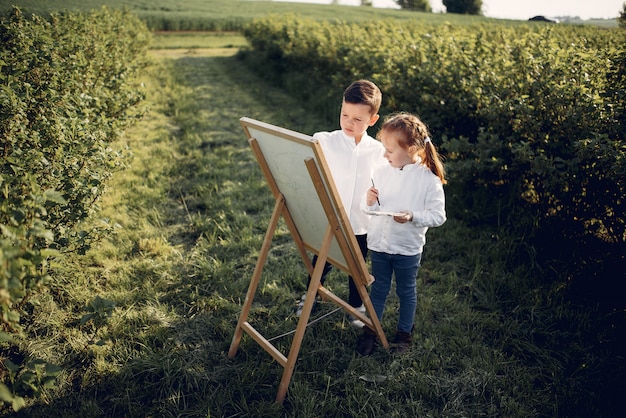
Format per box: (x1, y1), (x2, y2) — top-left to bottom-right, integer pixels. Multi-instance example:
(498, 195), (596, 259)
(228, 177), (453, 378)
(240, 15), (625, 258)
(0, 6), (150, 410)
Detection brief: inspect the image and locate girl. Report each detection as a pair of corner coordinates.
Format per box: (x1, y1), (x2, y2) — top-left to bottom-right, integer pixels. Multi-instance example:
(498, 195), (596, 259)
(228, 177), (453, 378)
(357, 112), (447, 356)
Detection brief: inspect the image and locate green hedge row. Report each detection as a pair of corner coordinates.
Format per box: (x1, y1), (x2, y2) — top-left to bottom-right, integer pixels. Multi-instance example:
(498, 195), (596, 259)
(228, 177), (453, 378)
(0, 7), (149, 404)
(138, 12), (246, 31)
(240, 15), (625, 282)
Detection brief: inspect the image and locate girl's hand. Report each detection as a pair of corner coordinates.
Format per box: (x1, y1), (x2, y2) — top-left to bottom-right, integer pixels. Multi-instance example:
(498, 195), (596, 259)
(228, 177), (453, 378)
(393, 210), (413, 224)
(366, 187), (379, 206)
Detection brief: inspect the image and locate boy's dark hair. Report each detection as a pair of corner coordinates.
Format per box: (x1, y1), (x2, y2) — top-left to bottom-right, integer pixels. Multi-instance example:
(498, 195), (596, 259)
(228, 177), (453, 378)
(343, 80), (382, 115)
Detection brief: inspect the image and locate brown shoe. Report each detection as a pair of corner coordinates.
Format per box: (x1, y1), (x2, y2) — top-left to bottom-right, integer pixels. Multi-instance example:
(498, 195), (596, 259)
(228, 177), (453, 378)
(390, 330), (412, 354)
(356, 328), (377, 356)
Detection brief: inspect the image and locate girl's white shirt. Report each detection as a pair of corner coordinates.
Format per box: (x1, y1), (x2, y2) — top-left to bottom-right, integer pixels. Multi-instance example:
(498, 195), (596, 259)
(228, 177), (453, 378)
(364, 161), (446, 256)
(313, 129), (386, 235)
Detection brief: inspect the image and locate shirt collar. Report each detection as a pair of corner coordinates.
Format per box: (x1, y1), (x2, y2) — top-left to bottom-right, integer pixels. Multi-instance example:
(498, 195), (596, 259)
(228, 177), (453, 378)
(340, 130), (371, 146)
(397, 161), (419, 172)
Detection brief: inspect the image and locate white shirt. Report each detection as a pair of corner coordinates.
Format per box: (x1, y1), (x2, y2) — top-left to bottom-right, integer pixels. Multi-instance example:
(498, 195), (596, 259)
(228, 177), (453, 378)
(314, 130), (386, 235)
(364, 161), (446, 255)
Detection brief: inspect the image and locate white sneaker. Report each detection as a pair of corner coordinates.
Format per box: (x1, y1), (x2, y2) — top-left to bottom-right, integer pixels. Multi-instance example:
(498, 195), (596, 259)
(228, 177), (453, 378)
(295, 294), (317, 317)
(348, 305), (366, 329)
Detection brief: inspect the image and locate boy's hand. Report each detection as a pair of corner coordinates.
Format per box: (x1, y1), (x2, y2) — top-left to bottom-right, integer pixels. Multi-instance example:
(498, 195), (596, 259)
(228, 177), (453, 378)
(393, 210), (413, 224)
(366, 187), (379, 206)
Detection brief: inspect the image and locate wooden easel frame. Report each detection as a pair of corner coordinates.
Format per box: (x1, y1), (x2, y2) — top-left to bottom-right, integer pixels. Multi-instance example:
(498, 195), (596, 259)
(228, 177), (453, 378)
(228, 118), (388, 404)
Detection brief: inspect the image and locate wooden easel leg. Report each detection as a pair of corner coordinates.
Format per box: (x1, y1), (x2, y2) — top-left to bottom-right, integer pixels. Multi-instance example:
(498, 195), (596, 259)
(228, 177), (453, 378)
(275, 224), (334, 403)
(228, 196), (285, 358)
(316, 282), (388, 349)
(303, 157), (388, 347)
(356, 283), (389, 349)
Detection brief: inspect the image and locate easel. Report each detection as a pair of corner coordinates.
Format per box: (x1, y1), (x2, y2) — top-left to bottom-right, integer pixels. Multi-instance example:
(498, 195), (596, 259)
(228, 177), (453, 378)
(228, 118), (388, 404)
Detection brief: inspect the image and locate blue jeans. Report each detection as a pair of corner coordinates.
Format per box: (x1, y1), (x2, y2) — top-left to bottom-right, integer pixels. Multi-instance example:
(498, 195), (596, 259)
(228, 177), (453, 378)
(369, 251), (421, 333)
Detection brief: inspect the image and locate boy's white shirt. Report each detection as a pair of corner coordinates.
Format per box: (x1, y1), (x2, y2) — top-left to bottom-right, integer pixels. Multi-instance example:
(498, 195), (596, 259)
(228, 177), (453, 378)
(364, 162), (446, 256)
(313, 129), (385, 235)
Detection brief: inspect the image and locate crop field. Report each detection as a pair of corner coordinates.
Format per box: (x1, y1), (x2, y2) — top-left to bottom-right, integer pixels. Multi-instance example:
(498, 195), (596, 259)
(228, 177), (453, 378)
(2, 0), (612, 30)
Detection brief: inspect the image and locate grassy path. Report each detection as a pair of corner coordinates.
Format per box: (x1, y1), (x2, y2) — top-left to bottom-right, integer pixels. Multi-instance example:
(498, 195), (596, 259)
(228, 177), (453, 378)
(13, 47), (550, 417)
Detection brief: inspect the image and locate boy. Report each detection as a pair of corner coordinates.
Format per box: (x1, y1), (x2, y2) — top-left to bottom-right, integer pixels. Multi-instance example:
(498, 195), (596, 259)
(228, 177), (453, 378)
(296, 80), (386, 328)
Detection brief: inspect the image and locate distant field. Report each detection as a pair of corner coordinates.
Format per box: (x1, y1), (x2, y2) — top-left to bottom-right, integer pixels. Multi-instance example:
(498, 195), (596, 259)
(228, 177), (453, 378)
(0, 0), (453, 22)
(3, 0), (612, 29)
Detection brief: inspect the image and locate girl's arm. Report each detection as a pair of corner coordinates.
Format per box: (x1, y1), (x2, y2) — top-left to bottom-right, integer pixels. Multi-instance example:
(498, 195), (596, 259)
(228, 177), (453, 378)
(393, 211), (412, 224)
(407, 182), (446, 227)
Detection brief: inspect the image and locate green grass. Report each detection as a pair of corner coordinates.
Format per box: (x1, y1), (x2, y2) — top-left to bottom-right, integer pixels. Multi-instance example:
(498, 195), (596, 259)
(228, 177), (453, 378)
(2, 37), (598, 417)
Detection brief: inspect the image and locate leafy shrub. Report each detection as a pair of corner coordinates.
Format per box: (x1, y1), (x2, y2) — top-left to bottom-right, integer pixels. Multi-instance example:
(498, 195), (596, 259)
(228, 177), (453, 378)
(240, 15), (625, 259)
(0, 6), (150, 410)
